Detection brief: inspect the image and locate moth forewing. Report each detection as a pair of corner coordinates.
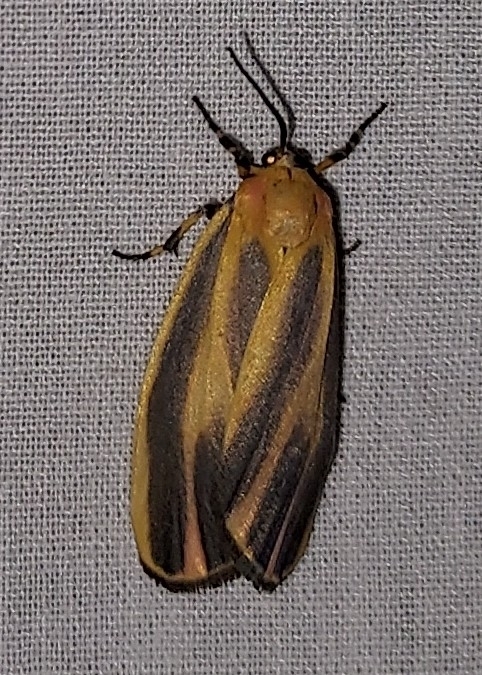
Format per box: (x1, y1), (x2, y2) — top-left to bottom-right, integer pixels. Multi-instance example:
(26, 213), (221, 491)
(130, 203), (239, 588)
(224, 181), (338, 589)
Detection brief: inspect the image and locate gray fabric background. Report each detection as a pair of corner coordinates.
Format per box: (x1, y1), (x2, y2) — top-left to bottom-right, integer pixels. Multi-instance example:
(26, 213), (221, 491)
(1, 1), (480, 673)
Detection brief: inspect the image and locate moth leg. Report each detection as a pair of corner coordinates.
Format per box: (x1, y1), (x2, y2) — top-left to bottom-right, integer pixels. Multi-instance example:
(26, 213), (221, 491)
(343, 238), (362, 256)
(315, 102), (387, 174)
(192, 96), (254, 177)
(112, 200), (221, 261)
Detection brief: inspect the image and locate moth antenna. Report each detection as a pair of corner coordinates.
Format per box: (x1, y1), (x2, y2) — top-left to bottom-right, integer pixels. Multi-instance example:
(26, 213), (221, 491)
(227, 45), (288, 149)
(243, 33), (296, 145)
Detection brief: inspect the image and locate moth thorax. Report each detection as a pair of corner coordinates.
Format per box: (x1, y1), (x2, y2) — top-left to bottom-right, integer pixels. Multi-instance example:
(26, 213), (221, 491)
(265, 182), (316, 248)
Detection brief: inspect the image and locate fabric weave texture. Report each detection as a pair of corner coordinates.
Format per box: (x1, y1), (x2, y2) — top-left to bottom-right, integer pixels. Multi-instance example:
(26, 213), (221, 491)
(1, 1), (480, 673)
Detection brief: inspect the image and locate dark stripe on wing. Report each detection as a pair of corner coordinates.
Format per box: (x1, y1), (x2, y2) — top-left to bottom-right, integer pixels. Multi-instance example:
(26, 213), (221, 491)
(194, 422), (238, 572)
(226, 240), (270, 383)
(246, 423), (308, 568)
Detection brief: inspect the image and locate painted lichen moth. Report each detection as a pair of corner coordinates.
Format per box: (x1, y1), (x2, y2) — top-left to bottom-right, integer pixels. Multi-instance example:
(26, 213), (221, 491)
(114, 35), (386, 591)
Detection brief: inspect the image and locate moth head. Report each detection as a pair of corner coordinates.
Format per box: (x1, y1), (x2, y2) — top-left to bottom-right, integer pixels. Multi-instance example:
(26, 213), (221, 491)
(261, 145), (313, 169)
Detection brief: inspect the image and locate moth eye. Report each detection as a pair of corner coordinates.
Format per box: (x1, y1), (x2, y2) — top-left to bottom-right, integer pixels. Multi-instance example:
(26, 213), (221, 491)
(262, 152), (278, 167)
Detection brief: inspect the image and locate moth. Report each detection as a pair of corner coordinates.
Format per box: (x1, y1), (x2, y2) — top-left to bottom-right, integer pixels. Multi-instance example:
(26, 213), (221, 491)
(114, 35), (386, 590)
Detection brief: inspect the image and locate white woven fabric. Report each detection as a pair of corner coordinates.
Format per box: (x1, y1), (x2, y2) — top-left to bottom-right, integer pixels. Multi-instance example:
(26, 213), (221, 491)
(1, 1), (480, 673)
